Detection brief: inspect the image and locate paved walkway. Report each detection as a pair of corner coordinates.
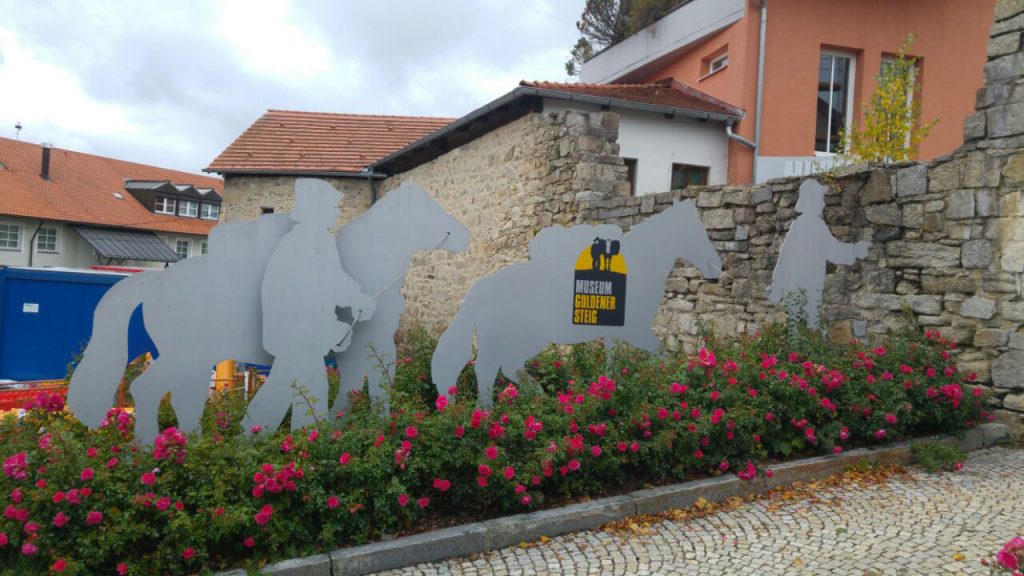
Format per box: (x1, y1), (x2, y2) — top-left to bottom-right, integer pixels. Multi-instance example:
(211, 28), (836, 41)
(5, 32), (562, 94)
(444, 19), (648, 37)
(377, 447), (1024, 575)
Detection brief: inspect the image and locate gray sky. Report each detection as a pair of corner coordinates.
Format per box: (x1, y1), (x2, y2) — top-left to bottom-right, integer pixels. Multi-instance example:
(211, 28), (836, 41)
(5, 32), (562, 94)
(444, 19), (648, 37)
(0, 0), (584, 176)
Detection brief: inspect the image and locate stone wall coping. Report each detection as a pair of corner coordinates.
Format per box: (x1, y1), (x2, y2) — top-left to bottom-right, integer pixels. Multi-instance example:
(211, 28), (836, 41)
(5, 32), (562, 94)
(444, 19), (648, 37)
(216, 423), (1008, 576)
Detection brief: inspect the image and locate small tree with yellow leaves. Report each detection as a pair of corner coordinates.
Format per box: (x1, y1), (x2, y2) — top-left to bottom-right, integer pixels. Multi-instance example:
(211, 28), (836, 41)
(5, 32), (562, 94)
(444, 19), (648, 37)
(840, 35), (937, 163)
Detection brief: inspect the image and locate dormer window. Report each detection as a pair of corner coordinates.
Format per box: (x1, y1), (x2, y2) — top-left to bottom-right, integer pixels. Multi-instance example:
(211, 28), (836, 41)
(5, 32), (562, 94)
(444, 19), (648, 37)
(180, 200), (199, 218)
(200, 203), (220, 220)
(154, 196), (176, 215)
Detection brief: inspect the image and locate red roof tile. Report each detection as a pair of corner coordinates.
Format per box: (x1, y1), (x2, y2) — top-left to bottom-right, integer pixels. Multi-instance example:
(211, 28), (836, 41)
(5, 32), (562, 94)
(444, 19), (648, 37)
(520, 78), (743, 118)
(206, 110), (454, 174)
(0, 138), (222, 236)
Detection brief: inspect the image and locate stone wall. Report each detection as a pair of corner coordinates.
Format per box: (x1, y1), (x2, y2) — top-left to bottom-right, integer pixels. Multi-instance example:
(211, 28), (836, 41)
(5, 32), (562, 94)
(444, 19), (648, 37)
(221, 174), (373, 227)
(380, 110), (629, 333)
(575, 1), (1024, 434)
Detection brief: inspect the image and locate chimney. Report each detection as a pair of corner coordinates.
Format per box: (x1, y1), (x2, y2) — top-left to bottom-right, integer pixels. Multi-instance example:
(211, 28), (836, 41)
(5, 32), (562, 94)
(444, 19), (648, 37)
(40, 142), (52, 180)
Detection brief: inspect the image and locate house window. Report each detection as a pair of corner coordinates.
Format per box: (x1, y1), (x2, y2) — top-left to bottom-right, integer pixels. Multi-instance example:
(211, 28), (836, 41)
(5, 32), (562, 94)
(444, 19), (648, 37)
(815, 51), (857, 154)
(36, 227), (59, 253)
(175, 239), (191, 259)
(155, 196), (177, 215)
(700, 46), (729, 80)
(623, 158), (638, 196)
(180, 200), (199, 218)
(200, 203), (220, 220)
(260, 207), (275, 215)
(200, 240), (208, 256)
(671, 164), (709, 189)
(0, 223), (21, 250)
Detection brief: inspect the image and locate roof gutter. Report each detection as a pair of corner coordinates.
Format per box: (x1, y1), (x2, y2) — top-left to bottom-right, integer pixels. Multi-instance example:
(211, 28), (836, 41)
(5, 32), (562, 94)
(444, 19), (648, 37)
(202, 168), (388, 179)
(371, 86), (743, 172)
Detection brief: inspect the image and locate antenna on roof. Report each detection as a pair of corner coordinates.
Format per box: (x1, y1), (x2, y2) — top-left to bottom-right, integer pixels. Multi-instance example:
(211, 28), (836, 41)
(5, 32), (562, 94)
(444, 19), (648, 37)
(14, 121), (22, 141)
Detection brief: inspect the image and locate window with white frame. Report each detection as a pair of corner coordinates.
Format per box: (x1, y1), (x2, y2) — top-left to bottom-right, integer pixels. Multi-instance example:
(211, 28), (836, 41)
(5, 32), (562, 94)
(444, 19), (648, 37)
(815, 51), (857, 155)
(0, 223), (21, 250)
(155, 196), (177, 215)
(200, 203), (220, 220)
(36, 227), (58, 253)
(200, 240), (208, 256)
(710, 53), (728, 73)
(180, 200), (199, 218)
(175, 239), (191, 259)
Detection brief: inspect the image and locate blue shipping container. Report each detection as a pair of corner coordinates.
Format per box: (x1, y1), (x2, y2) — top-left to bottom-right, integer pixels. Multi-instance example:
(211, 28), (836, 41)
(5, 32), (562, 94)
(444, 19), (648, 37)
(0, 267), (156, 381)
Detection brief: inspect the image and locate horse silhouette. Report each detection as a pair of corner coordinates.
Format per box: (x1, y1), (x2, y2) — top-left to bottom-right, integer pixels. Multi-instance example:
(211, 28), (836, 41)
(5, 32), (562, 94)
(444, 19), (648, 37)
(68, 179), (466, 443)
(330, 181), (470, 413)
(431, 199), (721, 404)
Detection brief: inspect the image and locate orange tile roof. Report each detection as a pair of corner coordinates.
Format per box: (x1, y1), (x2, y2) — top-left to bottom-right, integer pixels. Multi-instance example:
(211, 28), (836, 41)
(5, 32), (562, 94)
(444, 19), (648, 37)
(520, 78), (743, 118)
(0, 137), (221, 236)
(206, 110), (454, 174)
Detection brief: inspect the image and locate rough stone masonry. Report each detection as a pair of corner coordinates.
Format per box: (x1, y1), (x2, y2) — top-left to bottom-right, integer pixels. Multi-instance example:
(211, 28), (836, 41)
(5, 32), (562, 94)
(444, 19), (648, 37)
(575, 0), (1024, 435)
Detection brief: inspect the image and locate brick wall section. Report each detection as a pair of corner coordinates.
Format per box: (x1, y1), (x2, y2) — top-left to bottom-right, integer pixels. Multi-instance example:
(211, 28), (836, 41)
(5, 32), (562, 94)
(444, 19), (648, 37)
(575, 1), (1024, 435)
(220, 174), (373, 227)
(380, 110), (629, 333)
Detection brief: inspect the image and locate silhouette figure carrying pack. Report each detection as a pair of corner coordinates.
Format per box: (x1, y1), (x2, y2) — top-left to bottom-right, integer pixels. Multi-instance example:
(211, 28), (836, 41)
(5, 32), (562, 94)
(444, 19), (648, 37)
(245, 179), (376, 431)
(767, 179), (869, 329)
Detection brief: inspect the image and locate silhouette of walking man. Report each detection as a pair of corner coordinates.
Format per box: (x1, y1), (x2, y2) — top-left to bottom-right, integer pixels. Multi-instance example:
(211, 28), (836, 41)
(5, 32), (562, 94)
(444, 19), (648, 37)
(246, 179), (375, 432)
(767, 179), (869, 329)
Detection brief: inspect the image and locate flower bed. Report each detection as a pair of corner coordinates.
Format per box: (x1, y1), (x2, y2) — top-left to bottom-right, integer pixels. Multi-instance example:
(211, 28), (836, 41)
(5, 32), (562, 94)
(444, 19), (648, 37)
(0, 323), (990, 575)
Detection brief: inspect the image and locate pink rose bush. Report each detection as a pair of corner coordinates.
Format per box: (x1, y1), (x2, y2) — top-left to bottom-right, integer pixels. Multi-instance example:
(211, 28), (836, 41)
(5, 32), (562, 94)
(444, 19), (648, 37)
(0, 324), (986, 574)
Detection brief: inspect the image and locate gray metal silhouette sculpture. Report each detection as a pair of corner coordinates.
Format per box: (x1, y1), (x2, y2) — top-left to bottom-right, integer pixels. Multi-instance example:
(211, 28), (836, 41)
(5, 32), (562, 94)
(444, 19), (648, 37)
(431, 199), (721, 404)
(68, 179), (467, 443)
(67, 209), (294, 443)
(330, 182), (470, 413)
(243, 179), (376, 432)
(767, 179), (870, 329)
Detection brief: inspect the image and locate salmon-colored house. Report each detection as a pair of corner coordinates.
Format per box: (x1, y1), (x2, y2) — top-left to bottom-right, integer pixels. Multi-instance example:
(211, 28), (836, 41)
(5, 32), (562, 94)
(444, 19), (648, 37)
(581, 0), (996, 184)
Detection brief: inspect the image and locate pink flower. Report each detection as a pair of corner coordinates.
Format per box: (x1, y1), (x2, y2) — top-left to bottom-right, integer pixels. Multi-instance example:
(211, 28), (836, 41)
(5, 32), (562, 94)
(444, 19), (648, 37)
(53, 511), (68, 527)
(953, 462), (964, 471)
(398, 494), (409, 507)
(21, 542), (37, 556)
(182, 547), (195, 560)
(765, 469), (773, 478)
(839, 427), (850, 441)
(250, 425), (262, 434)
(405, 426), (419, 439)
(567, 459), (580, 471)
(243, 538), (255, 549)
(86, 447), (98, 458)
(478, 464), (492, 477)
(141, 471), (157, 486)
(591, 445), (603, 457)
(86, 510), (103, 525)
(503, 466), (515, 480)
(417, 497), (430, 509)
(884, 413), (897, 425)
(485, 446), (499, 460)
(874, 429), (887, 440)
(0, 532), (7, 546)
(52, 559), (67, 573)
(327, 496), (340, 509)
(9, 488), (21, 504)
(521, 495), (532, 506)
(719, 460), (730, 471)
(155, 496), (171, 511)
(254, 504), (273, 525)
(106, 457), (119, 469)
(454, 426), (465, 438)
(432, 478), (451, 492)
(23, 521), (39, 534)
(338, 453), (350, 465)
(435, 395), (448, 412)
(2, 452), (28, 480)
(81, 467), (95, 481)
(477, 476), (488, 487)
(307, 430), (319, 442)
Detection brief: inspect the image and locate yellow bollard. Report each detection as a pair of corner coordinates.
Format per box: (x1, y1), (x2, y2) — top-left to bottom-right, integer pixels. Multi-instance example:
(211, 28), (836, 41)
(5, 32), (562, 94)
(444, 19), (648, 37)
(215, 360), (236, 392)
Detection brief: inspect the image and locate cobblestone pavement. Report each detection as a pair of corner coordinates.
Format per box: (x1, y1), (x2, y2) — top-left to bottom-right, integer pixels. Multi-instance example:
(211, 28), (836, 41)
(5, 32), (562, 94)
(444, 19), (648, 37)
(377, 447), (1024, 575)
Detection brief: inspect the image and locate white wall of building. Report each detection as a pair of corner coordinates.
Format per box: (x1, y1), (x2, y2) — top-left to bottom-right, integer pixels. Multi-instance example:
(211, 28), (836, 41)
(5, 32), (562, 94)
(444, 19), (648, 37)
(544, 100), (730, 194)
(0, 216), (205, 270)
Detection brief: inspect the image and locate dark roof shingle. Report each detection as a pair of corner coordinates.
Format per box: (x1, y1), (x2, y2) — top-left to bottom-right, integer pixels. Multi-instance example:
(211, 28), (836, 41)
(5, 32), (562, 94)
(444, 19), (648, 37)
(520, 78), (743, 118)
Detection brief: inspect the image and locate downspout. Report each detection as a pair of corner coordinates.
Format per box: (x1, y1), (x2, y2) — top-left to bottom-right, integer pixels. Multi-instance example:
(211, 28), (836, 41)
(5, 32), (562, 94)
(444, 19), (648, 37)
(27, 220), (45, 267)
(366, 171), (378, 204)
(726, 120), (757, 150)
(754, 0), (768, 182)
